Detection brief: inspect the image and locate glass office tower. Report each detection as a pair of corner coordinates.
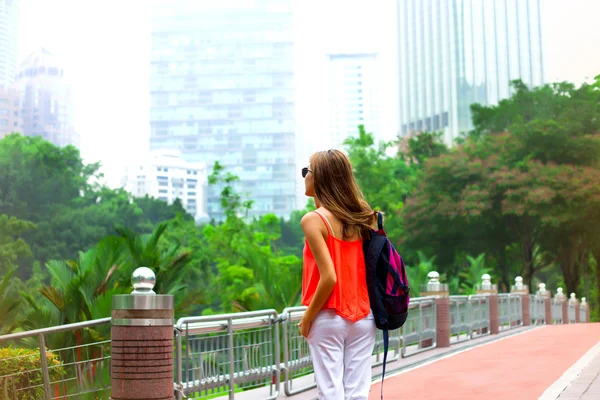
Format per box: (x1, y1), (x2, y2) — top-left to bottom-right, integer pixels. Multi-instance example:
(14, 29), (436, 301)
(150, 0), (296, 219)
(397, 0), (544, 144)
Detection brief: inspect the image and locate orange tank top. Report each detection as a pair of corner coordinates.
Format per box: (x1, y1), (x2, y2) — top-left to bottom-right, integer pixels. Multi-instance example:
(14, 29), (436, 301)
(301, 210), (371, 322)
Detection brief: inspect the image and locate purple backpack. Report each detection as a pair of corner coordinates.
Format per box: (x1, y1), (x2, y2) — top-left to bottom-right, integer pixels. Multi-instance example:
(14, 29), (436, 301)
(363, 212), (410, 397)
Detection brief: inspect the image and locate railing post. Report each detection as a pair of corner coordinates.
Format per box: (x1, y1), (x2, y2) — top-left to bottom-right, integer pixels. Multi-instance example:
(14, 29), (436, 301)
(511, 277), (530, 326)
(555, 288), (568, 325)
(570, 293), (580, 323)
(476, 274), (499, 335)
(38, 333), (52, 400)
(110, 267), (175, 400)
(581, 298), (590, 323)
(536, 283), (552, 325)
(420, 271), (450, 348)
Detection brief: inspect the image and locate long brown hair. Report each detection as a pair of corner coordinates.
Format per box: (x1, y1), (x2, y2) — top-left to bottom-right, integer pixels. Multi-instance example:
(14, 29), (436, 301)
(310, 149), (376, 240)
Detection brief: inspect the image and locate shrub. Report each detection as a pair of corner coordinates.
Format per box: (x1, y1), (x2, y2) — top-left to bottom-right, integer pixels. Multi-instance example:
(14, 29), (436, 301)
(0, 347), (65, 400)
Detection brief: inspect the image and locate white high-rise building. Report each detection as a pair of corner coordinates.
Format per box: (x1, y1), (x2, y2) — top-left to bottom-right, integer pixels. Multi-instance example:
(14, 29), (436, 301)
(0, 0), (20, 88)
(122, 150), (209, 224)
(326, 53), (383, 149)
(397, 0), (545, 144)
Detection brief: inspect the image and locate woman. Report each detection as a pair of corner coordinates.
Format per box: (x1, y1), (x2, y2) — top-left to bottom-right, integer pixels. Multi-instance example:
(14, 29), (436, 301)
(298, 149), (377, 400)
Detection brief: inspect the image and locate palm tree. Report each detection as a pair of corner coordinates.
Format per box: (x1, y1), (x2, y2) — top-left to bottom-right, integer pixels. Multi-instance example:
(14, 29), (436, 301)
(0, 268), (21, 335)
(407, 251), (437, 297)
(116, 223), (198, 314)
(33, 235), (125, 366)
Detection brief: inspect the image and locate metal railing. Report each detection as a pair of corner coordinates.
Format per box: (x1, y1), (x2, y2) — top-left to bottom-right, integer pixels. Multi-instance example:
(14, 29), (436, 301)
(551, 299), (564, 324)
(0, 318), (111, 400)
(4, 292), (589, 399)
(530, 295), (546, 325)
(468, 295), (491, 338)
(449, 296), (471, 343)
(175, 309), (281, 400)
(280, 306), (314, 396)
(401, 297), (436, 357)
(498, 294), (523, 330)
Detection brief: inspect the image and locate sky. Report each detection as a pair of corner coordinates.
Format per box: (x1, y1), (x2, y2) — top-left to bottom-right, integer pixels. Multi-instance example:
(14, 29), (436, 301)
(17, 0), (600, 187)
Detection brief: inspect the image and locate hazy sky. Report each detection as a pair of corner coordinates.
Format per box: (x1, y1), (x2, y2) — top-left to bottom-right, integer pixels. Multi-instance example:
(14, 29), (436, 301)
(17, 0), (600, 186)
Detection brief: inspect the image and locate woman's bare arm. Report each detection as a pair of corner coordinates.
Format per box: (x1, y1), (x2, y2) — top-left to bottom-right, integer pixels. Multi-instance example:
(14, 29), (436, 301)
(300, 212), (337, 324)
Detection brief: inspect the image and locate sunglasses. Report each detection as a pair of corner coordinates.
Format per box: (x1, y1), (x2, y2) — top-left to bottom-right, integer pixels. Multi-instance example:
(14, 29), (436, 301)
(301, 167), (312, 178)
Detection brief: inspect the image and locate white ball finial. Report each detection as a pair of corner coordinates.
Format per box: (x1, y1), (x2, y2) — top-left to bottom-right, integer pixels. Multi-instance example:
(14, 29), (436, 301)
(570, 293), (576, 300)
(481, 274), (491, 289)
(427, 271), (440, 285)
(557, 287), (563, 295)
(515, 276), (523, 289)
(581, 297), (587, 305)
(536, 283), (548, 297)
(131, 267), (156, 294)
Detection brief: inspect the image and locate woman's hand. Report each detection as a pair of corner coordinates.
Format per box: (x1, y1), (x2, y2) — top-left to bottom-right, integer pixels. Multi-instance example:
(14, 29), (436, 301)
(298, 316), (312, 338)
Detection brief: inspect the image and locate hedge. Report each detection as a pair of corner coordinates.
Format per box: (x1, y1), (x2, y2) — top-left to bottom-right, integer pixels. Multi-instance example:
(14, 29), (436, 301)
(0, 347), (65, 400)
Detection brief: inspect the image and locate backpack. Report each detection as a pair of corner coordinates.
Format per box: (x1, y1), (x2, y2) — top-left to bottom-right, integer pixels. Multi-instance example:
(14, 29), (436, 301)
(363, 212), (410, 399)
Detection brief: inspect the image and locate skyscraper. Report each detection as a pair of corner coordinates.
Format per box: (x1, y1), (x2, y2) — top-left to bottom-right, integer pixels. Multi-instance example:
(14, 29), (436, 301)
(0, 0), (20, 88)
(397, 0), (544, 144)
(15, 48), (79, 147)
(150, 0), (297, 220)
(326, 53), (383, 149)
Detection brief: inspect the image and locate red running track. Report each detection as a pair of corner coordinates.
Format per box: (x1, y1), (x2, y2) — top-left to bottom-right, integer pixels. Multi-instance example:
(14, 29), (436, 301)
(370, 324), (600, 400)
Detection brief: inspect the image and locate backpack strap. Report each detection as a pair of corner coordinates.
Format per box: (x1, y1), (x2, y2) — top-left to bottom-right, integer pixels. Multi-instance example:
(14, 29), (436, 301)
(313, 210), (335, 239)
(381, 329), (389, 400)
(377, 212), (384, 231)
(365, 234), (388, 327)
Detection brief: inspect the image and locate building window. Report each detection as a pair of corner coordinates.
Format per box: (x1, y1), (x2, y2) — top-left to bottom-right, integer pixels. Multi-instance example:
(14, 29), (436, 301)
(158, 196), (168, 201)
(159, 189), (168, 194)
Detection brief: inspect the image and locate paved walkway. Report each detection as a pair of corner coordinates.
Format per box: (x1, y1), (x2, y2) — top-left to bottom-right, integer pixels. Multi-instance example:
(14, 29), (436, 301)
(369, 324), (600, 400)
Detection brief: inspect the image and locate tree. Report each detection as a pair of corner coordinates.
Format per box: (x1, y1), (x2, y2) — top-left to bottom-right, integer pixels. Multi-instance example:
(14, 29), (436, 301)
(0, 214), (36, 277)
(204, 162), (303, 313)
(116, 223), (198, 315)
(0, 268), (21, 335)
(343, 125), (421, 250)
(405, 77), (600, 294)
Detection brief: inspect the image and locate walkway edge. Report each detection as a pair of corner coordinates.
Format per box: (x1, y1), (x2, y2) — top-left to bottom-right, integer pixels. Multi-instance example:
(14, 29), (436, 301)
(537, 339), (600, 400)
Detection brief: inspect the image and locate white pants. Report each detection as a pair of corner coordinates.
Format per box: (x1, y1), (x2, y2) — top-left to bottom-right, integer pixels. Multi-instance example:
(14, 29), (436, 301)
(307, 310), (376, 400)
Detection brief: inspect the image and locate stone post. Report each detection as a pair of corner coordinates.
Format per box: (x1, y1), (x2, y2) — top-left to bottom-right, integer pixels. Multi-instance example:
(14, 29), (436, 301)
(555, 288), (568, 325)
(570, 293), (580, 323)
(111, 267), (175, 400)
(420, 271), (450, 348)
(510, 276), (530, 326)
(581, 298), (590, 323)
(476, 274), (499, 335)
(537, 283), (552, 325)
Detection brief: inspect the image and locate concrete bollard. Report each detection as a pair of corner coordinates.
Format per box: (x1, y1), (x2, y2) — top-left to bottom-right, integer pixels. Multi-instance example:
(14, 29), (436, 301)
(555, 288), (568, 325)
(511, 276), (530, 326)
(581, 297), (590, 323)
(420, 271), (450, 348)
(536, 283), (552, 325)
(570, 293), (580, 323)
(476, 274), (499, 334)
(111, 267), (175, 400)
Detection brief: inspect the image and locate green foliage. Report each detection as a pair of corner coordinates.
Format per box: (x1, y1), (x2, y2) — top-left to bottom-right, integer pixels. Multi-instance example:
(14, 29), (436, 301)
(0, 268), (21, 335)
(116, 222), (199, 315)
(0, 347), (65, 400)
(0, 215), (36, 277)
(343, 125), (423, 250)
(406, 252), (437, 297)
(204, 163), (303, 313)
(405, 77), (600, 297)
